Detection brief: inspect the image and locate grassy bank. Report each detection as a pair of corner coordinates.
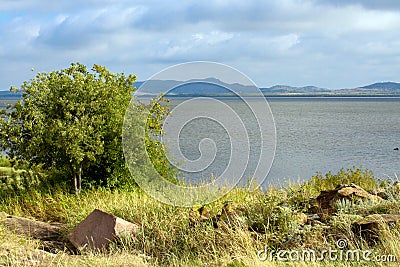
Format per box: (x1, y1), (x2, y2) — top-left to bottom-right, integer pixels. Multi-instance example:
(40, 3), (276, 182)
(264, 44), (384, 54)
(1, 167), (400, 266)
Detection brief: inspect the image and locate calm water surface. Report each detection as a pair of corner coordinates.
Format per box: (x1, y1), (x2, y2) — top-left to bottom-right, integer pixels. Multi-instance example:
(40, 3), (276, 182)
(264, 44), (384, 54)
(167, 97), (400, 186)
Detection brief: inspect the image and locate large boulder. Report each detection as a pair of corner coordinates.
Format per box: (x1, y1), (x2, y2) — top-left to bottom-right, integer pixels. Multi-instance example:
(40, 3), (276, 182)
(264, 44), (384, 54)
(308, 183), (384, 216)
(68, 209), (139, 250)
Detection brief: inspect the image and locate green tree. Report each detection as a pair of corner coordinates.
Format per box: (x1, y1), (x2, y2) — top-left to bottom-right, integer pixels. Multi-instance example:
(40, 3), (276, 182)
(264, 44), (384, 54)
(145, 97), (177, 183)
(0, 63), (136, 194)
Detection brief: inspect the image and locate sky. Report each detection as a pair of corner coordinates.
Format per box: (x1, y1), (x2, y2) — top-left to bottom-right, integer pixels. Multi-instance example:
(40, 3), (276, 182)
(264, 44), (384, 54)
(1, 0), (400, 90)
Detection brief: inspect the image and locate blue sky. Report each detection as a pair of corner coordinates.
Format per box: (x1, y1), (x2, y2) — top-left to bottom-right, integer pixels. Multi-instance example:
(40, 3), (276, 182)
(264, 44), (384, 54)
(1, 0), (400, 90)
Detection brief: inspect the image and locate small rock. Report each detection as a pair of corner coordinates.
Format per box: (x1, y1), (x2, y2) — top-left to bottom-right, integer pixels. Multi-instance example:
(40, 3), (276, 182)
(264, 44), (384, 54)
(371, 188), (389, 200)
(68, 209), (139, 251)
(306, 213), (320, 221)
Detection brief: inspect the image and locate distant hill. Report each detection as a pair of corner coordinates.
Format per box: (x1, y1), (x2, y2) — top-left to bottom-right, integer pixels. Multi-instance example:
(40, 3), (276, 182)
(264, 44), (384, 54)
(261, 85), (330, 94)
(134, 78), (400, 96)
(134, 78), (258, 96)
(361, 82), (400, 90)
(134, 79), (330, 95)
(1, 80), (400, 97)
(0, 91), (21, 98)
(331, 82), (400, 95)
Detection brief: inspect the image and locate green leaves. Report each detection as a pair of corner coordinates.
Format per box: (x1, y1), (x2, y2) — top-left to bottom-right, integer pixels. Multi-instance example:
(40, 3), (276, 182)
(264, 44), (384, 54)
(1, 62), (177, 193)
(0, 63), (137, 192)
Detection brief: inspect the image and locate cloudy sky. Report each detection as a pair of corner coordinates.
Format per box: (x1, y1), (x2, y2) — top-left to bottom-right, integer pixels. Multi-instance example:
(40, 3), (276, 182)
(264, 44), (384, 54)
(1, 0), (400, 90)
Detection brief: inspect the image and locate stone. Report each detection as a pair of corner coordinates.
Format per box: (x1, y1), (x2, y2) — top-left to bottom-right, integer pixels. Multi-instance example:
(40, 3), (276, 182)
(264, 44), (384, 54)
(0, 213), (72, 253)
(1, 214), (63, 241)
(353, 214), (400, 241)
(336, 184), (382, 201)
(68, 209), (139, 250)
(308, 183), (384, 216)
(371, 188), (390, 200)
(355, 214), (400, 230)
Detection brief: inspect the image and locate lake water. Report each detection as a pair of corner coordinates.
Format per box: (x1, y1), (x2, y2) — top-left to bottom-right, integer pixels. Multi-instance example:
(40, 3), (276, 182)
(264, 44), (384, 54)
(166, 97), (400, 186)
(1, 96), (399, 186)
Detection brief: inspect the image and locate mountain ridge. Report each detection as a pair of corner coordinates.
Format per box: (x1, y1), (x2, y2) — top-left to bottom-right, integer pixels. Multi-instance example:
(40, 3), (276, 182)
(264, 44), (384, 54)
(1, 81), (400, 97)
(133, 79), (400, 96)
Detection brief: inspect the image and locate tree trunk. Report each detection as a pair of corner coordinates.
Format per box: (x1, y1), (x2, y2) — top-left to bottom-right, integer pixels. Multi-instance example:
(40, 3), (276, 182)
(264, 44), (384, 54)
(71, 165), (78, 195)
(70, 163), (81, 195)
(77, 166), (82, 195)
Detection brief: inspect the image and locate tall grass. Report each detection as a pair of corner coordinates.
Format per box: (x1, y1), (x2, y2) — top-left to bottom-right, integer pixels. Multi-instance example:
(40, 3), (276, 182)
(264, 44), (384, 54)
(1, 167), (399, 266)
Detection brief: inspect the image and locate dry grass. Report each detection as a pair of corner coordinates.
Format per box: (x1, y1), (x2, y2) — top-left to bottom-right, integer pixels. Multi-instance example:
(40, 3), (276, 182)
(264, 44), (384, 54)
(0, 225), (149, 266)
(0, 167), (399, 266)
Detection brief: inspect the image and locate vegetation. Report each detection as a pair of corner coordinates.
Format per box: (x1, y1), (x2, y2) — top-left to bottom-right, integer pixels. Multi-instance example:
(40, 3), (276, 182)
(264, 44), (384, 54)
(1, 64), (399, 266)
(1, 165), (400, 266)
(0, 63), (135, 193)
(0, 63), (174, 194)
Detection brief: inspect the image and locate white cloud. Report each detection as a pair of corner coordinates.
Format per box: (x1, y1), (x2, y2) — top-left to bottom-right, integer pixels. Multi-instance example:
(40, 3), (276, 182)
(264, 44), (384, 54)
(0, 0), (399, 89)
(192, 31), (234, 45)
(352, 9), (400, 31)
(274, 34), (300, 51)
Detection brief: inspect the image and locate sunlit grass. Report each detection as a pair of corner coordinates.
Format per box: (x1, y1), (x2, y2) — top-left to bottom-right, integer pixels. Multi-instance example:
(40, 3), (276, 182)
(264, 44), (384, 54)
(0, 167), (399, 266)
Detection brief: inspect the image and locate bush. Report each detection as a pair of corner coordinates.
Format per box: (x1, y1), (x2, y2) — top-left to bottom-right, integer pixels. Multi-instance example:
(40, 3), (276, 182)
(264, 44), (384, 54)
(0, 63), (176, 193)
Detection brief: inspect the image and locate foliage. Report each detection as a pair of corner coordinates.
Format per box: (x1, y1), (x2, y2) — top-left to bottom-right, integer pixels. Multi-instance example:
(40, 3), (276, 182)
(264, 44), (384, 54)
(145, 97), (177, 184)
(0, 63), (176, 193)
(0, 63), (177, 193)
(0, 168), (43, 198)
(0, 157), (46, 198)
(0, 165), (68, 200)
(0, 156), (11, 167)
(307, 167), (378, 192)
(285, 167), (379, 208)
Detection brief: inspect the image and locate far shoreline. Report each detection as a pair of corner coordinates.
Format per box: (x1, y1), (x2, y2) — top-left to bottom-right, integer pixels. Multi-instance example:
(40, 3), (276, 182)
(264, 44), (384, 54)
(161, 94), (400, 98)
